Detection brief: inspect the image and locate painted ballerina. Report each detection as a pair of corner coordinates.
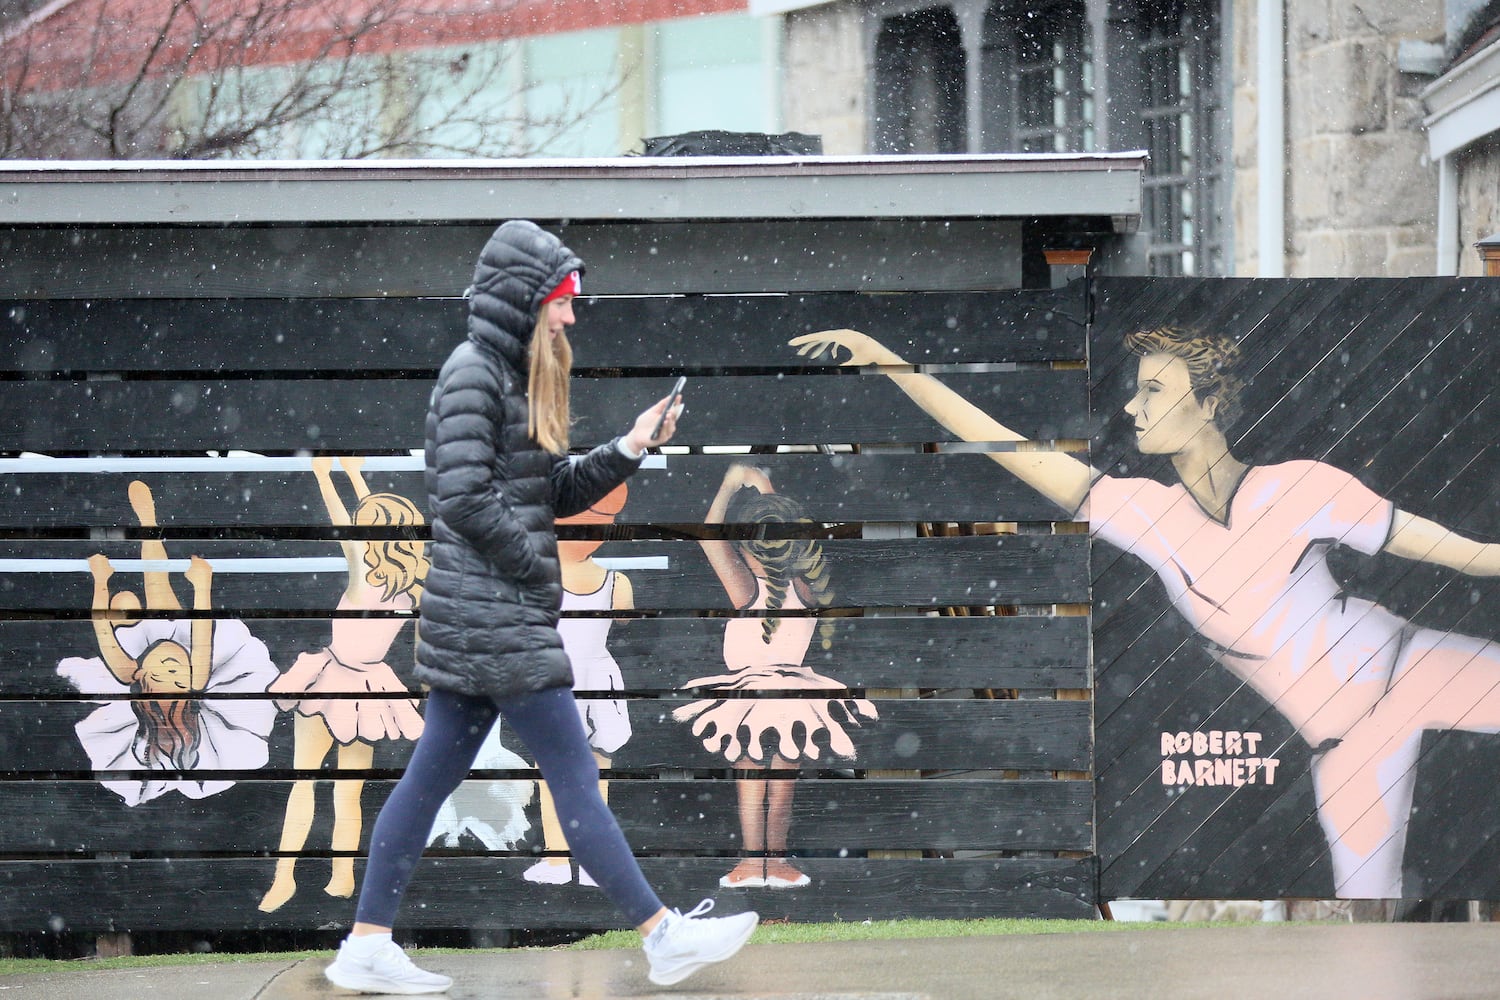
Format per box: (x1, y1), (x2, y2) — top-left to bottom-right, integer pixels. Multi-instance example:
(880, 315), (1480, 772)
(524, 482), (635, 887)
(56, 480), (279, 806)
(791, 325), (1500, 899)
(260, 456), (429, 912)
(676, 464), (876, 889)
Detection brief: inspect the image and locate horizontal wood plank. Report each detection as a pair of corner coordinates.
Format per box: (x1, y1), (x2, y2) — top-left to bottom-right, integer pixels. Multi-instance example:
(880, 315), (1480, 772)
(0, 778), (1092, 854)
(3, 371), (1089, 453)
(0, 535), (1090, 611)
(0, 452), (1081, 529)
(0, 219), (1024, 299)
(0, 697), (1092, 772)
(0, 856), (1096, 930)
(0, 614), (1091, 695)
(2, 287), (1085, 373)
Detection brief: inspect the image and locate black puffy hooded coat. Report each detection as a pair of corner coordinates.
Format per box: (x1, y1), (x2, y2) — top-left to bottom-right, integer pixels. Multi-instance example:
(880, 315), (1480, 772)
(413, 220), (641, 699)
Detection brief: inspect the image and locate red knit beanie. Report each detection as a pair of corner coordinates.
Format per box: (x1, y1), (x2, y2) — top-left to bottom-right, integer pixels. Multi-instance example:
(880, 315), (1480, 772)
(542, 270), (581, 305)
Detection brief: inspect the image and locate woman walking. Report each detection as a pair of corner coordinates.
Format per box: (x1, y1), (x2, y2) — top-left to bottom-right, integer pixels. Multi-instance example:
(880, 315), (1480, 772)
(325, 220), (758, 995)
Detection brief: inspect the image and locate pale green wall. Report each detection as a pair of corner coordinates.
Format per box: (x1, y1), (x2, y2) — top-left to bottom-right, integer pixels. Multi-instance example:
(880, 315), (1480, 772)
(178, 13), (780, 159)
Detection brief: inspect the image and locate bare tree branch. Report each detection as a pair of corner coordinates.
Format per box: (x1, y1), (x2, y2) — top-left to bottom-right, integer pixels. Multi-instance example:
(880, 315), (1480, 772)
(1, 0), (630, 159)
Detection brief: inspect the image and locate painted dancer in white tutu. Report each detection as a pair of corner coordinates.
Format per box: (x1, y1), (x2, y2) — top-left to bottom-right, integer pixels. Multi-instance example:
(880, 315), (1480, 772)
(525, 482), (635, 887)
(57, 480), (278, 807)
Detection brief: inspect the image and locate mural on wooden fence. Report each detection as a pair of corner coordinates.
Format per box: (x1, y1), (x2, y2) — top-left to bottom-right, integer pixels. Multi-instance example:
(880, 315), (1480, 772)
(795, 276), (1500, 902)
(12, 274), (1500, 935)
(2, 283), (1097, 932)
(1088, 279), (1500, 901)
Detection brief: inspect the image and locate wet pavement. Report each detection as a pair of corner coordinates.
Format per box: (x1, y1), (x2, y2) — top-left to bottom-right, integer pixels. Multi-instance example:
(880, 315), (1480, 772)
(3, 922), (1499, 999)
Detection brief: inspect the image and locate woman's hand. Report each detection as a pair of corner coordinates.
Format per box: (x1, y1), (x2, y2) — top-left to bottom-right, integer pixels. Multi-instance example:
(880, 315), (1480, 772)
(790, 329), (905, 367)
(624, 391), (684, 454)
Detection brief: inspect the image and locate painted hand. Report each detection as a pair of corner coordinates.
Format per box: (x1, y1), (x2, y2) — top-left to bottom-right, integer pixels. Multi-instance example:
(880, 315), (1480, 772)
(726, 463), (773, 494)
(790, 329), (904, 367)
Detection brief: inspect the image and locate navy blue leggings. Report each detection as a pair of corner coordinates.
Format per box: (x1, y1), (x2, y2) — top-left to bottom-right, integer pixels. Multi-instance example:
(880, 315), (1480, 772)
(353, 685), (664, 929)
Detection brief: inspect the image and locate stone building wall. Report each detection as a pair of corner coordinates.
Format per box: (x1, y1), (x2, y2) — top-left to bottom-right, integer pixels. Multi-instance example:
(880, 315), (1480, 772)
(1456, 135), (1500, 276)
(1231, 0), (1263, 276)
(779, 0), (1451, 276)
(1282, 0), (1442, 276)
(782, 4), (869, 154)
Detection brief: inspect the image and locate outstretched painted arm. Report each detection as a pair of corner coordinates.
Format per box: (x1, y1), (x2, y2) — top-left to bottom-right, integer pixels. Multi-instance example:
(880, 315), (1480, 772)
(790, 329), (1096, 514)
(184, 555), (215, 692)
(1385, 510), (1500, 576)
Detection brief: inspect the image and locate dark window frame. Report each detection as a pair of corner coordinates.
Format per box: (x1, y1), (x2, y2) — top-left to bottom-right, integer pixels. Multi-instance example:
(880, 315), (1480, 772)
(872, 5), (969, 154)
(933, 0), (1231, 275)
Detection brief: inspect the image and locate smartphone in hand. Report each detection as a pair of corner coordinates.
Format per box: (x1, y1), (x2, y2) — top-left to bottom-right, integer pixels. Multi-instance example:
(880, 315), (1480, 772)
(651, 376), (686, 441)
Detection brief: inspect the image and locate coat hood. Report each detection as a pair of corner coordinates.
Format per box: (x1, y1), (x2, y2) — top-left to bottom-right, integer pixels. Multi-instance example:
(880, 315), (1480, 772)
(466, 219), (585, 365)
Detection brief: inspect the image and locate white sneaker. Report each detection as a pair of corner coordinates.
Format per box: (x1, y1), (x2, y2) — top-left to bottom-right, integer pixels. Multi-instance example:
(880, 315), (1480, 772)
(643, 898), (759, 986)
(324, 936), (453, 995)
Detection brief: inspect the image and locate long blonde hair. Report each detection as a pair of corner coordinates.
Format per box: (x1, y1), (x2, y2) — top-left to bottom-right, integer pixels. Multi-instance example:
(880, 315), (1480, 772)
(528, 311), (572, 454)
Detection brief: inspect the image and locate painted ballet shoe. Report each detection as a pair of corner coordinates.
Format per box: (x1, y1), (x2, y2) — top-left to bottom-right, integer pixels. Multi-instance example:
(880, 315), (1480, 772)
(764, 860), (810, 888)
(719, 859), (766, 888)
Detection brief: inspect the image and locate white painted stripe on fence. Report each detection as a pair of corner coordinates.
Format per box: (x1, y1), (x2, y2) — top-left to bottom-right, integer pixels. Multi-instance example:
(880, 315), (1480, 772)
(0, 558), (349, 574)
(0, 453), (668, 473)
(0, 555), (670, 573)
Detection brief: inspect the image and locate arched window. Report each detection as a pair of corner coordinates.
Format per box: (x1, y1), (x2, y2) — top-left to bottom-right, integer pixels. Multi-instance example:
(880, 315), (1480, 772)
(873, 6), (967, 153)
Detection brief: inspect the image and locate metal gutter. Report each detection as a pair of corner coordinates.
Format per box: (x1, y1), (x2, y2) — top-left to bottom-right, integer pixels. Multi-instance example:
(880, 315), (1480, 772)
(1421, 37), (1500, 160)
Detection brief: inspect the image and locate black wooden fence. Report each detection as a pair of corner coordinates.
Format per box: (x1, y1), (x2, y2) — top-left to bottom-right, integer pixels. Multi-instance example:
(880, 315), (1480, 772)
(0, 223), (1097, 934)
(1091, 276), (1500, 905)
(7, 213), (1499, 941)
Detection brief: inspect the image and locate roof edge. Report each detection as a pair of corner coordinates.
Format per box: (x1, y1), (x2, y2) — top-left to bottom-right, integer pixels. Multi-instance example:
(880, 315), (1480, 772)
(0, 153), (1147, 225)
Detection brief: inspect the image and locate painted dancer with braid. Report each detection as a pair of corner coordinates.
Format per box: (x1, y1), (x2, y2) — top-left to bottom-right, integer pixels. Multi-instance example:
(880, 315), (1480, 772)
(676, 464), (877, 890)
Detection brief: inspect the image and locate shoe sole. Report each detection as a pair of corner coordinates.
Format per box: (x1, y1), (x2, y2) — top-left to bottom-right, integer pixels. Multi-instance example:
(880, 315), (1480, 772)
(324, 964), (452, 995)
(647, 913), (760, 986)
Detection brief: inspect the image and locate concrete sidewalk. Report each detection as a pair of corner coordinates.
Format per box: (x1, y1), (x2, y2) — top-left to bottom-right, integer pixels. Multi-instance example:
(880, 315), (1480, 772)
(2, 923), (1498, 999)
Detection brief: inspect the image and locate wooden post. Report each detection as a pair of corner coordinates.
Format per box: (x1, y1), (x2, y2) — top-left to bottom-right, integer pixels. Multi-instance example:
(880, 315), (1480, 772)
(1477, 233), (1500, 276)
